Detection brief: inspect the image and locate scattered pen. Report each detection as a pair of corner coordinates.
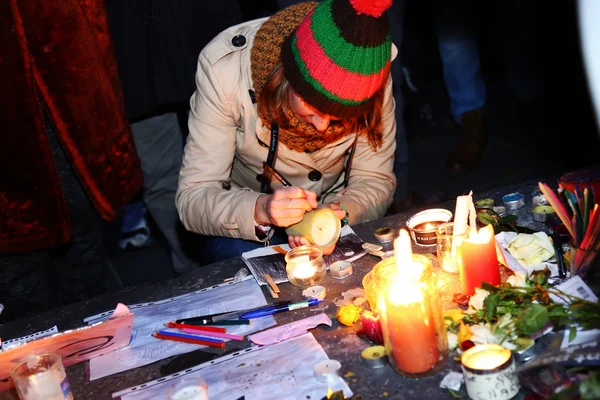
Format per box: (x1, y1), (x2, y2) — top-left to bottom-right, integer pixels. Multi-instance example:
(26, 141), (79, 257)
(179, 328), (245, 342)
(203, 320), (251, 326)
(152, 333), (225, 348)
(164, 322), (226, 333)
(176, 301), (292, 324)
(157, 330), (223, 344)
(241, 298), (322, 320)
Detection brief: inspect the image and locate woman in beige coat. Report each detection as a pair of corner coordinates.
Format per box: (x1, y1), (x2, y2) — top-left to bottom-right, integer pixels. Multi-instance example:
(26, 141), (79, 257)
(176, 0), (397, 262)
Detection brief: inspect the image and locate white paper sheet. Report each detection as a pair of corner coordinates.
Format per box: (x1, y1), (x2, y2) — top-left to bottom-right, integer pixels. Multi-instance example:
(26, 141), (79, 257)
(248, 313), (332, 345)
(114, 333), (352, 400)
(88, 278), (276, 380)
(495, 232), (558, 277)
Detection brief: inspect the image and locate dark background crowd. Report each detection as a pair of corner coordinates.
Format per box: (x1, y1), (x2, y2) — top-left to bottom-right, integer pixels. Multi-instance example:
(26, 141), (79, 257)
(1, 0), (599, 323)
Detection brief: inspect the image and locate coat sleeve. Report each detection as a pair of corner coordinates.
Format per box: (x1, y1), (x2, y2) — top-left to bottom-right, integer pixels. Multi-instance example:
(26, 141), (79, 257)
(176, 50), (263, 241)
(323, 73), (397, 225)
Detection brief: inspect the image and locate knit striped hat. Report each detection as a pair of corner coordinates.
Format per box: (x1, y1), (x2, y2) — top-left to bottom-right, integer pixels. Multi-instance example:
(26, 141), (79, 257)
(281, 0), (392, 119)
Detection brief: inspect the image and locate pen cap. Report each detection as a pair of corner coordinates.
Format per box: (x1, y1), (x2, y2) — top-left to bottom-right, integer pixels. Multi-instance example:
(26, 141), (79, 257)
(285, 208), (341, 247)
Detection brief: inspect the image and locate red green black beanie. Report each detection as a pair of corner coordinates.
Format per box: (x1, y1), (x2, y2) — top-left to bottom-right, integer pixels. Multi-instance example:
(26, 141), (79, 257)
(281, 0), (393, 119)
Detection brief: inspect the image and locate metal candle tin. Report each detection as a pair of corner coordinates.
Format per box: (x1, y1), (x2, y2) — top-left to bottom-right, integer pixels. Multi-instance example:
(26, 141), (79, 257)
(532, 205), (556, 223)
(502, 192), (525, 210)
(461, 344), (520, 400)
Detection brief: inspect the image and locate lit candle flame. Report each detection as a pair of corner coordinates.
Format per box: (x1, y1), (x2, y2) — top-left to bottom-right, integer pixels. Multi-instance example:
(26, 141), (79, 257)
(468, 224), (494, 243)
(327, 387), (333, 398)
(390, 229), (424, 305)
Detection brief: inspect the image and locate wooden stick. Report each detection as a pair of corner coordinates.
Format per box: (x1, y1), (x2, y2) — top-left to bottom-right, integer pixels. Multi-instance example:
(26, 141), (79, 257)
(266, 285), (279, 299)
(264, 274), (281, 293)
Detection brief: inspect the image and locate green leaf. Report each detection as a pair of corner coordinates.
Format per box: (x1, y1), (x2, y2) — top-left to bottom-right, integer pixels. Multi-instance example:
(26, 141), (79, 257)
(516, 304), (549, 335)
(477, 211), (496, 226)
(569, 326), (577, 343)
(548, 305), (568, 318)
(531, 268), (551, 286)
(498, 215), (519, 224)
(481, 282), (499, 293)
(448, 389), (461, 399)
(484, 293), (501, 322)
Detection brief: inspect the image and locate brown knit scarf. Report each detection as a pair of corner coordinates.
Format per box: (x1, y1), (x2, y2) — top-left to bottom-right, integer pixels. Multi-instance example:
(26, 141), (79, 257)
(251, 2), (351, 153)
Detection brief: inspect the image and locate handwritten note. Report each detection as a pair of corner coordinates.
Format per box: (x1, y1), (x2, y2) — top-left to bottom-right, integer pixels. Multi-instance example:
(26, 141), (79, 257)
(87, 278), (276, 380)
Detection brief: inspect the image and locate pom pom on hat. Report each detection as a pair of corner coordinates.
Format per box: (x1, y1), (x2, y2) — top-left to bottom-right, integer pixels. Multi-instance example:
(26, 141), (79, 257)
(349, 0), (392, 18)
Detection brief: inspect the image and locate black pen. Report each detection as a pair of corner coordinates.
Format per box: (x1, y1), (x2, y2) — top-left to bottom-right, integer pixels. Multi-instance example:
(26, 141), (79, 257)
(262, 162), (292, 187)
(176, 301), (292, 325)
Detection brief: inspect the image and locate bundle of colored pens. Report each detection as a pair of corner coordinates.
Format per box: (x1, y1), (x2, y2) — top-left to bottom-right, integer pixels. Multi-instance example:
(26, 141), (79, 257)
(538, 182), (599, 276)
(152, 323), (246, 348)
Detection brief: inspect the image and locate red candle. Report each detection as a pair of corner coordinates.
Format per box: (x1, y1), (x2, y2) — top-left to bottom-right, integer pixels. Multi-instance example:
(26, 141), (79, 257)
(458, 224), (501, 295)
(384, 296), (439, 374)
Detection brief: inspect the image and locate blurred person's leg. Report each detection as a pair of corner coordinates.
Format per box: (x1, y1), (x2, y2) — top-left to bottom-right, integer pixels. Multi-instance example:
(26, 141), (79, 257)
(47, 119), (106, 305)
(389, 0), (410, 205)
(131, 112), (199, 272)
(435, 0), (487, 171)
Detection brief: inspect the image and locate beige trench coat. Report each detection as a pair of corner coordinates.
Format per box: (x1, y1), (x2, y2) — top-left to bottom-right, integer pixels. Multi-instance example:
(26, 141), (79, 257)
(177, 18), (397, 241)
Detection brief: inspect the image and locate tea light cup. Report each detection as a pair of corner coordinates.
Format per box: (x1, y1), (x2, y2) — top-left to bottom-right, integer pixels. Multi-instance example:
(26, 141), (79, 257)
(11, 353), (73, 400)
(406, 209), (453, 247)
(461, 344), (520, 400)
(285, 246), (327, 288)
(166, 377), (209, 400)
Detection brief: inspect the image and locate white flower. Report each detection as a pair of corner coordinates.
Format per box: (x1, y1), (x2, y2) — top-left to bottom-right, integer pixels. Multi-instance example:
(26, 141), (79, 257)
(470, 320), (518, 350)
(447, 331), (458, 351)
(468, 288), (491, 311)
(507, 232), (555, 267)
(507, 271), (528, 288)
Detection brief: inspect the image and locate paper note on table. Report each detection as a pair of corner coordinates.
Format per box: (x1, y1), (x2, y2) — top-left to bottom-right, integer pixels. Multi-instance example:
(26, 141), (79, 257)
(243, 225), (366, 286)
(248, 313), (332, 345)
(114, 333), (352, 400)
(87, 278), (276, 380)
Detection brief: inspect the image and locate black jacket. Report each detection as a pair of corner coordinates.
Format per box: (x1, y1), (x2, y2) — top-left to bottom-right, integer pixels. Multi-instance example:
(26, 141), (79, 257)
(105, 0), (243, 121)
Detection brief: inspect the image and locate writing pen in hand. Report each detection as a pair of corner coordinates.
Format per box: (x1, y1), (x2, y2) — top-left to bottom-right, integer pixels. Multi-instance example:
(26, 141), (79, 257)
(262, 162), (292, 187)
(240, 298), (322, 319)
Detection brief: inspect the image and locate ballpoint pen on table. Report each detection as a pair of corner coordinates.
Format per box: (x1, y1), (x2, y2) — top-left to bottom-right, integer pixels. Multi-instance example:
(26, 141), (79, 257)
(176, 301), (292, 325)
(241, 298), (322, 319)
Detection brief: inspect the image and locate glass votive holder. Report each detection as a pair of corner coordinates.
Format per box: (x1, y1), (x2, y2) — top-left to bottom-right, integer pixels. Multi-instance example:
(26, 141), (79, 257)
(569, 241), (599, 279)
(436, 222), (467, 274)
(166, 376), (209, 400)
(11, 352), (73, 400)
(461, 344), (520, 400)
(285, 245), (327, 288)
(377, 255), (449, 377)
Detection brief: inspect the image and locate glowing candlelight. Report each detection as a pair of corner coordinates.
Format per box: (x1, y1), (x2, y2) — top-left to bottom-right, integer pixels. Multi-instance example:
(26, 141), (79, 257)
(293, 261), (317, 280)
(461, 344), (520, 400)
(458, 224), (501, 295)
(285, 246), (327, 288)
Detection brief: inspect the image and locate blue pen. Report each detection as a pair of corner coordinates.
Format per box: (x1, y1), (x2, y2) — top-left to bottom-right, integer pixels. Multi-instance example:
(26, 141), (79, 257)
(157, 330), (223, 344)
(240, 298), (322, 319)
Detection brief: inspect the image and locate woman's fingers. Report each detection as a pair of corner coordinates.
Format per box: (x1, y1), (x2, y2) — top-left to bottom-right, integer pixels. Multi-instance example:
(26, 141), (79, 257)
(288, 236), (310, 248)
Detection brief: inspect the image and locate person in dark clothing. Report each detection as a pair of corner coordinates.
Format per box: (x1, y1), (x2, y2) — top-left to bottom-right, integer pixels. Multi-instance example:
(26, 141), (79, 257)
(0, 0), (142, 322)
(104, 0), (245, 271)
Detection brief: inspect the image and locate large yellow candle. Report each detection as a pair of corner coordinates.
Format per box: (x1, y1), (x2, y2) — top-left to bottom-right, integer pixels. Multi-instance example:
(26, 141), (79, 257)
(285, 208), (341, 247)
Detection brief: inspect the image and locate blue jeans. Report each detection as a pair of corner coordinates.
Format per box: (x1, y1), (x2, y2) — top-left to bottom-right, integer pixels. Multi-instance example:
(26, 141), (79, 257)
(200, 230), (288, 264)
(436, 0), (541, 122)
(436, 0), (486, 122)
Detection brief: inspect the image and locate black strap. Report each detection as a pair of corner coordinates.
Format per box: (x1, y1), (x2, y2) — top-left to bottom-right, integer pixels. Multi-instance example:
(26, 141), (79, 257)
(260, 124), (280, 193)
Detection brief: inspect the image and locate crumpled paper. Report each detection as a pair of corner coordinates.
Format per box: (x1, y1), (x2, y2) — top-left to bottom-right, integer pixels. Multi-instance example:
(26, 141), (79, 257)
(248, 314), (332, 345)
(439, 371), (463, 391)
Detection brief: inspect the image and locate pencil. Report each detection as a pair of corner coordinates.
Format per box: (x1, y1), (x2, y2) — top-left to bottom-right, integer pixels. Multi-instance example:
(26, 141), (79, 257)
(180, 328), (245, 341)
(164, 322), (227, 333)
(152, 333), (225, 348)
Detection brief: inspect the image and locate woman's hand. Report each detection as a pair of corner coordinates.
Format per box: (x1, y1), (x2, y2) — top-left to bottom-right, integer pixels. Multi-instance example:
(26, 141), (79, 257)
(254, 187), (318, 228)
(288, 235), (337, 256)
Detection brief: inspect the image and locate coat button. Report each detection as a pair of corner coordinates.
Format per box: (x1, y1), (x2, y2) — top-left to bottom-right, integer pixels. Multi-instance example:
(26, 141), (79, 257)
(232, 35), (246, 47)
(308, 170), (322, 182)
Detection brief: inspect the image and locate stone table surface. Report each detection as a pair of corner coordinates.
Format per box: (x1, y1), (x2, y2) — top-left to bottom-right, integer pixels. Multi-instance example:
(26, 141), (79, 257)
(0, 177), (576, 399)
